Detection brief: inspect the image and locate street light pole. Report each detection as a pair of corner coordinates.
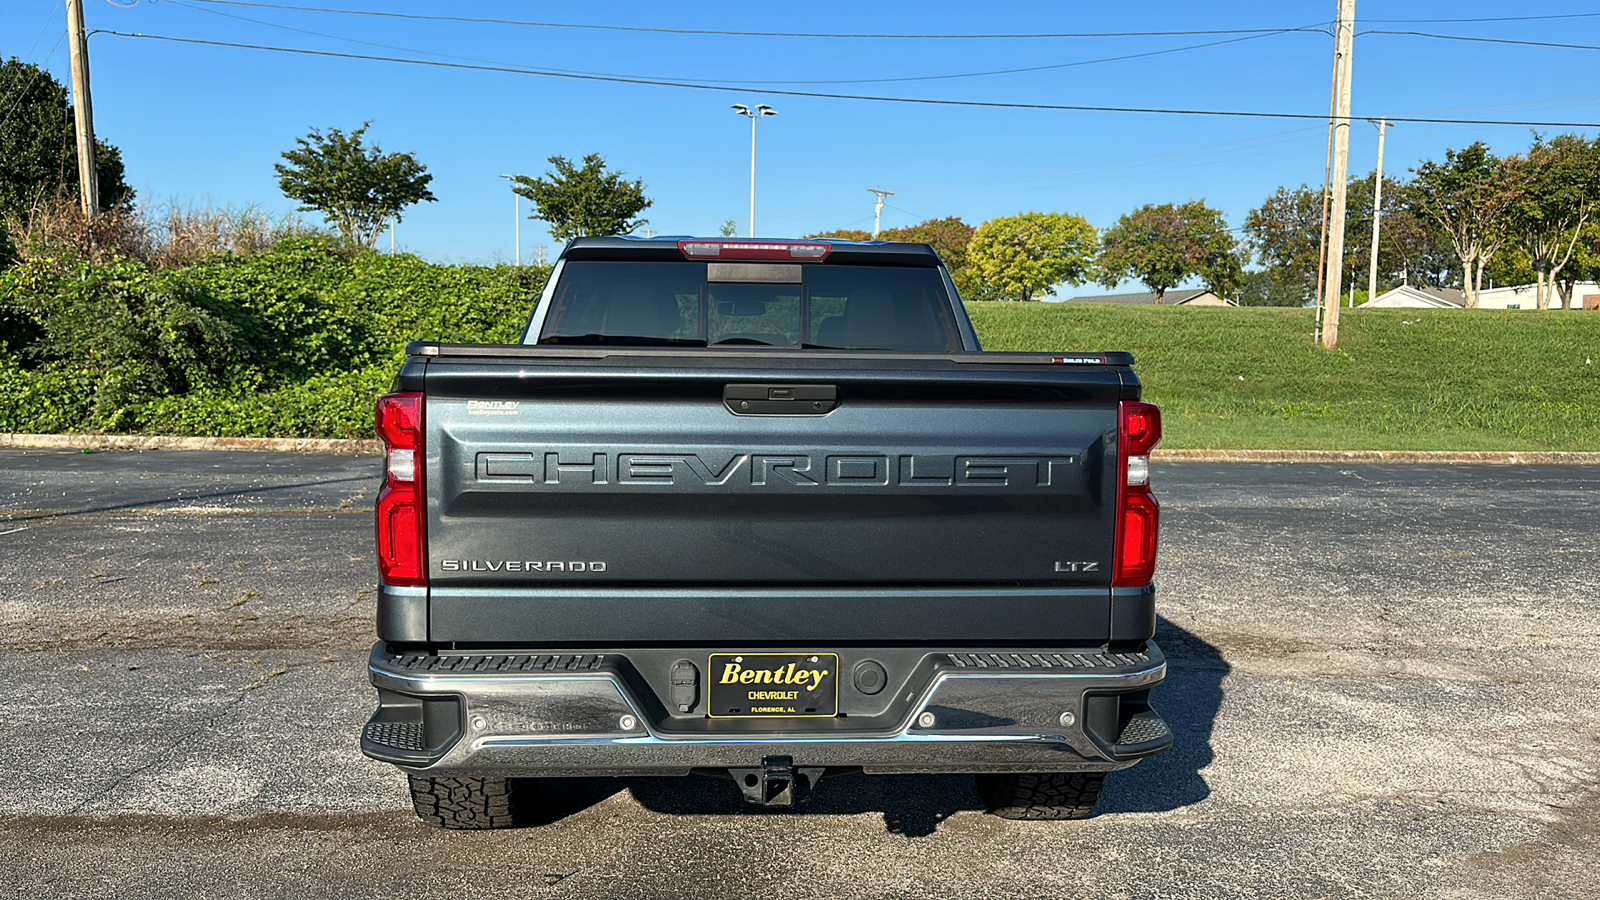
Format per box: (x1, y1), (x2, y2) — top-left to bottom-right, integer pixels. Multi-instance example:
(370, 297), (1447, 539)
(731, 104), (776, 237)
(498, 174), (521, 265)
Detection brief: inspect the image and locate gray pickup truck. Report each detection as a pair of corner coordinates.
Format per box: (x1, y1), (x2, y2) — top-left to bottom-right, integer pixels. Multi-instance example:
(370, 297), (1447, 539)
(361, 236), (1170, 828)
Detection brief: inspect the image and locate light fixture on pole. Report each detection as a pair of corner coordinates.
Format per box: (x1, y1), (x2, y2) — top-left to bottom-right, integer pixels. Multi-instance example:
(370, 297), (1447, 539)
(731, 104), (776, 237)
(498, 174), (522, 266)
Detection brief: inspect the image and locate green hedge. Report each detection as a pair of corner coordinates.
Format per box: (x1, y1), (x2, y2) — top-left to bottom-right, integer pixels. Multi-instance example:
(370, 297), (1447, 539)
(0, 239), (546, 437)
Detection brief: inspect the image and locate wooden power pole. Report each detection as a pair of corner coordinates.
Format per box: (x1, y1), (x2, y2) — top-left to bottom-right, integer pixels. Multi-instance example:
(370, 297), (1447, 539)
(1320, 0), (1356, 349)
(66, 0), (99, 216)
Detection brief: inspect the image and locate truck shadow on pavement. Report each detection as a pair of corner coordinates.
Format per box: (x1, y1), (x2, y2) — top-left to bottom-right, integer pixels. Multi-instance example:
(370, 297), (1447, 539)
(529, 617), (1227, 837)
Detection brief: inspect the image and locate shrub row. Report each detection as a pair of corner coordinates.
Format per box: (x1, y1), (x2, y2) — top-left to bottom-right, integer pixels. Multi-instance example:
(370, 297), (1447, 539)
(0, 239), (546, 437)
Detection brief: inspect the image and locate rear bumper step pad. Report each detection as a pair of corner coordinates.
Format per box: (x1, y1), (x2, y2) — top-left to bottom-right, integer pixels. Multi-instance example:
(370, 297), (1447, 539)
(362, 641), (1171, 775)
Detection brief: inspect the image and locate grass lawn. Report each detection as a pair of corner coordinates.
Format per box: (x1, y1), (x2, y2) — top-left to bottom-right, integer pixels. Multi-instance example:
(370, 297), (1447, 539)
(967, 303), (1600, 451)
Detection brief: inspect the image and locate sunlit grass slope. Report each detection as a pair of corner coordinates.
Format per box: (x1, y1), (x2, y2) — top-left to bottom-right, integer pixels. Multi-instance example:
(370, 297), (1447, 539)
(968, 303), (1600, 451)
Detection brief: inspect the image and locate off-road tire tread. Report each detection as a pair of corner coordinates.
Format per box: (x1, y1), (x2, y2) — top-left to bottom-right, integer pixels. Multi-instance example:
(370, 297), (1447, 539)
(976, 771), (1106, 820)
(408, 775), (530, 830)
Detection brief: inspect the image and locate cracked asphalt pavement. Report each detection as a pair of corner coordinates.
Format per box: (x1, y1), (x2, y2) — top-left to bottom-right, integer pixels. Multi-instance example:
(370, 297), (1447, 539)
(0, 449), (1595, 899)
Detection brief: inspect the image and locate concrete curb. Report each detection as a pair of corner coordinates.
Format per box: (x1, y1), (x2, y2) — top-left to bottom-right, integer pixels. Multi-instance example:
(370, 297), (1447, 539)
(1153, 449), (1600, 464)
(0, 433), (382, 455)
(2, 434), (1597, 464)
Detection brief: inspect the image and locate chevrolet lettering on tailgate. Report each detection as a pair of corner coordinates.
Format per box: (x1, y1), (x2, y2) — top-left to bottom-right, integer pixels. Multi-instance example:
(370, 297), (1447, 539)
(477, 451), (1080, 489)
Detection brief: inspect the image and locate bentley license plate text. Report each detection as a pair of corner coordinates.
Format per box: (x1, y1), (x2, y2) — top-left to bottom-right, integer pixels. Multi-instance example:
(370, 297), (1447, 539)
(708, 653), (839, 718)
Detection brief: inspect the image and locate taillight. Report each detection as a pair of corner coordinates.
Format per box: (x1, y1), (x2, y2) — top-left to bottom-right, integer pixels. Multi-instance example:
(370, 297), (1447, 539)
(1113, 401), (1161, 587)
(376, 392), (426, 586)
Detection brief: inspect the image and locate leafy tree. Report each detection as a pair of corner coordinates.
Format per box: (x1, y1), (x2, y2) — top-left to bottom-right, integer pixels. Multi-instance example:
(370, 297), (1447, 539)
(1244, 175), (1456, 300)
(0, 58), (133, 253)
(881, 216), (976, 271)
(1408, 143), (1524, 307)
(1554, 219), (1600, 309)
(965, 211), (1097, 302)
(1237, 268), (1311, 307)
(511, 154), (651, 242)
(1242, 184), (1322, 284)
(806, 228), (872, 241)
(1097, 201), (1241, 301)
(274, 122), (435, 250)
(719, 219), (738, 237)
(1504, 134), (1600, 309)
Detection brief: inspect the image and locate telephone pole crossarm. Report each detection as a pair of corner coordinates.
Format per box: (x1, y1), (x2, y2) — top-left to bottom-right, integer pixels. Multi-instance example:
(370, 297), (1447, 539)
(868, 189), (894, 238)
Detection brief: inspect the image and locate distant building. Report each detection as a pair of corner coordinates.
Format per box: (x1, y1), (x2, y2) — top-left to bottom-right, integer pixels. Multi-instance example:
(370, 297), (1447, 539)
(1358, 282), (1600, 310)
(1357, 285), (1464, 308)
(1064, 289), (1236, 306)
(1475, 282), (1600, 310)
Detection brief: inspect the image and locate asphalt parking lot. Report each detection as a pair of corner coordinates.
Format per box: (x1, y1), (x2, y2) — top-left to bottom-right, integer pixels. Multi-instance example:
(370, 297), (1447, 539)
(0, 450), (1595, 899)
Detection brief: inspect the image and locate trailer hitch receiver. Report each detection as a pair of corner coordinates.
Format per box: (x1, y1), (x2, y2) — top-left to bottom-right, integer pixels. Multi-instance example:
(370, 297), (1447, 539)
(729, 756), (826, 808)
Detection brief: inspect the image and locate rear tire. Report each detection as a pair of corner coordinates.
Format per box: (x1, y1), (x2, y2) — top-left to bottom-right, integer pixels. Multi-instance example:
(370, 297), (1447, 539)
(976, 771), (1106, 820)
(408, 775), (534, 830)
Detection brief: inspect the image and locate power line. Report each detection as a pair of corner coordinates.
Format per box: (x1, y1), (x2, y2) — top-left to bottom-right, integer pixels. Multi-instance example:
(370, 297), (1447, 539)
(1360, 30), (1600, 52)
(1362, 12), (1600, 24)
(20, 0), (66, 63)
(185, 1), (1332, 40)
(0, 32), (70, 133)
(751, 31), (1312, 86)
(166, 0), (1310, 89)
(163, 0), (1321, 88)
(95, 31), (1600, 128)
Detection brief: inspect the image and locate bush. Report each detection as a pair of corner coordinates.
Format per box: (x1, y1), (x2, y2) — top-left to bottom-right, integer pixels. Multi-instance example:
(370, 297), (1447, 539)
(0, 240), (547, 436)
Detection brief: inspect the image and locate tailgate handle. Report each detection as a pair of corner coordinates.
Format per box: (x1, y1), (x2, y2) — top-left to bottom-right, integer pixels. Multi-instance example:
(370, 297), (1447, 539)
(724, 384), (837, 415)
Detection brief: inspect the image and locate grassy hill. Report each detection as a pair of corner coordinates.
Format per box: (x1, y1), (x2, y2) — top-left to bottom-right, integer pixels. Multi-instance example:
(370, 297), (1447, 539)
(968, 303), (1600, 451)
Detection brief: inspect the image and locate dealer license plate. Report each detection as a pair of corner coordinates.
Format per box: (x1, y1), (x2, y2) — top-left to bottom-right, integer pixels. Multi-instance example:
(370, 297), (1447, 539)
(707, 653), (839, 718)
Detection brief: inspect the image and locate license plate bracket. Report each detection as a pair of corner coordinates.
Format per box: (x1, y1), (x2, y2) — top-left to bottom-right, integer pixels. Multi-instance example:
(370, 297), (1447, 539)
(707, 653), (839, 718)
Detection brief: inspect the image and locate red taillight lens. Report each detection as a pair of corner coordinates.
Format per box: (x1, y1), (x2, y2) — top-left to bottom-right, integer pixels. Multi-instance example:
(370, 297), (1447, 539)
(1113, 401), (1161, 587)
(376, 392), (426, 586)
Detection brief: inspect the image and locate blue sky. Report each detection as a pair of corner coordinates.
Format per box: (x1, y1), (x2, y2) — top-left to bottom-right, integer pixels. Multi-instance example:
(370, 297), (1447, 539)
(5, 1), (1599, 285)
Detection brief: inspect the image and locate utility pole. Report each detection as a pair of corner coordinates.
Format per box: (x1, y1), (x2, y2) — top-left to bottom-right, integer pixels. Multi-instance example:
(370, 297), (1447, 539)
(498, 175), (521, 265)
(536, 245), (547, 266)
(868, 189), (894, 238)
(65, 0), (98, 216)
(1320, 0), (1356, 349)
(1366, 117), (1389, 305)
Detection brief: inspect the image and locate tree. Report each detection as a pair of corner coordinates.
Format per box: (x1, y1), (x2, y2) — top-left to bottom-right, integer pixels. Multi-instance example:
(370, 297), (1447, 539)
(1243, 175), (1456, 300)
(511, 154), (651, 242)
(0, 58), (132, 241)
(1504, 134), (1600, 309)
(1097, 201), (1241, 301)
(275, 122), (435, 250)
(1408, 143), (1523, 308)
(965, 212), (1098, 302)
(719, 219), (738, 237)
(1242, 184), (1322, 292)
(880, 216), (977, 275)
(1237, 268), (1311, 307)
(1555, 219), (1600, 309)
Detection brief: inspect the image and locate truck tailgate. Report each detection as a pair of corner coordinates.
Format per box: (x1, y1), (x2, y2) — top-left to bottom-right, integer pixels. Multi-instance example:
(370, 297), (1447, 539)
(412, 349), (1135, 643)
